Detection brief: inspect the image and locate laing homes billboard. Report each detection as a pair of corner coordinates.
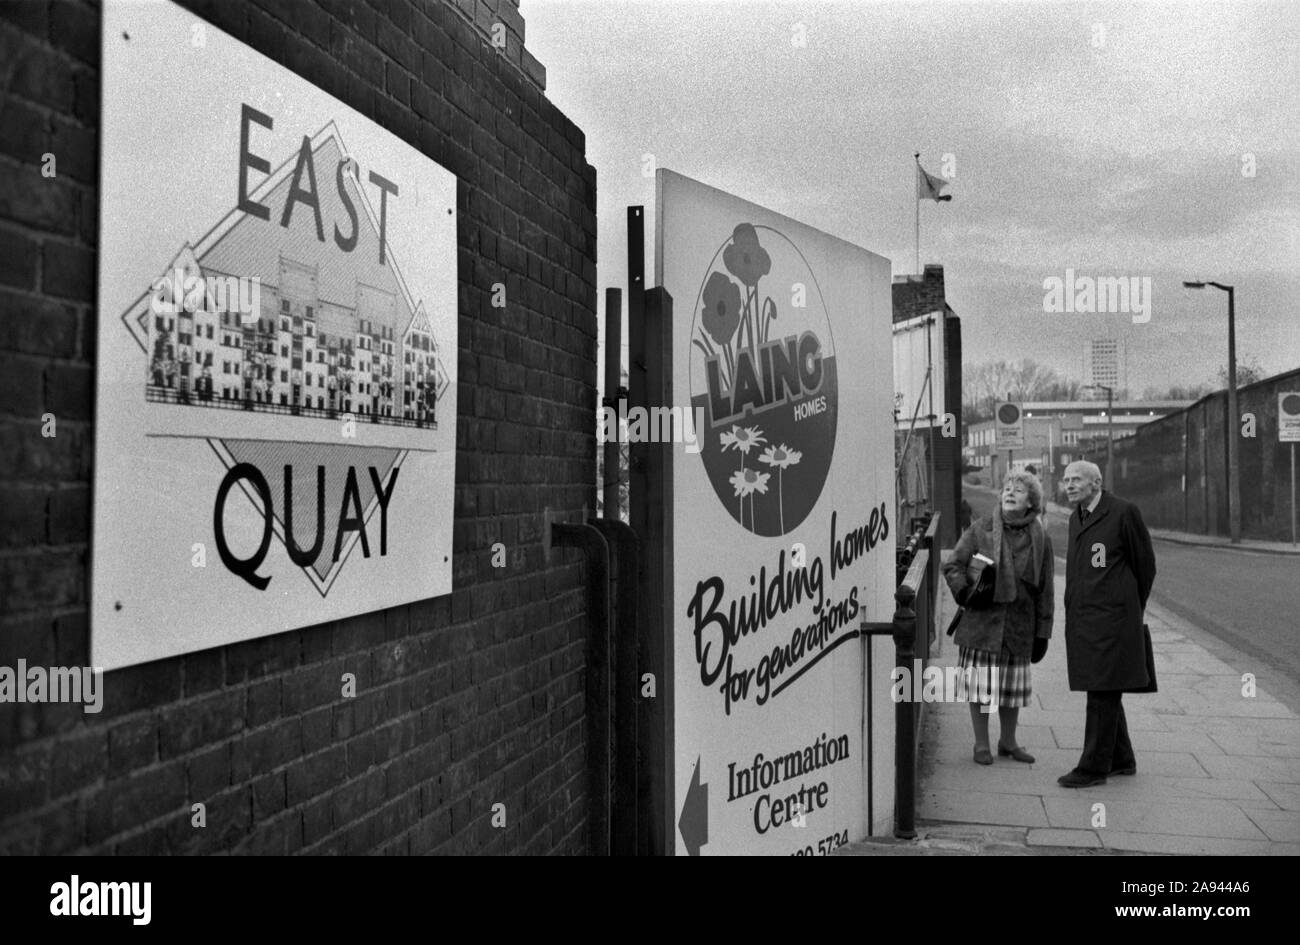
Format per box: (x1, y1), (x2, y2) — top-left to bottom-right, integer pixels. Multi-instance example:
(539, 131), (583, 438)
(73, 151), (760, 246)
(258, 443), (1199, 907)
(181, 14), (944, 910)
(657, 171), (896, 854)
(93, 1), (457, 670)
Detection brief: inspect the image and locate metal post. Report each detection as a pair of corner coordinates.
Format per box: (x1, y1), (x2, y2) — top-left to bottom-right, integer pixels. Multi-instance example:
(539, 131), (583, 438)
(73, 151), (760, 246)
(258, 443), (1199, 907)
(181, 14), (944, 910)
(590, 518), (640, 856)
(892, 584), (917, 839)
(1183, 407), (1190, 533)
(550, 521), (613, 856)
(1107, 385), (1114, 488)
(926, 315), (936, 507)
(1292, 442), (1297, 547)
(602, 287), (623, 522)
(1226, 286), (1241, 543)
(914, 154), (920, 275)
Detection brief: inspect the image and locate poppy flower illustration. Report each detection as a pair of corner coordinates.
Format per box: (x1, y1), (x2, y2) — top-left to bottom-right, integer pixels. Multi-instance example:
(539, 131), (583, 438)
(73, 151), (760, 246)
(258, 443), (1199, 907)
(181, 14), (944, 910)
(729, 466), (770, 530)
(759, 443), (802, 533)
(701, 271), (742, 347)
(723, 224), (771, 288)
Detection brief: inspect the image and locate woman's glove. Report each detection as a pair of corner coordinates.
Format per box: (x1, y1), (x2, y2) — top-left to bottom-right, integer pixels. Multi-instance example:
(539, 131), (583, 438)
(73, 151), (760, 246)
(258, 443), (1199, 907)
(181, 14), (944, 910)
(955, 584), (970, 606)
(1031, 638), (1049, 664)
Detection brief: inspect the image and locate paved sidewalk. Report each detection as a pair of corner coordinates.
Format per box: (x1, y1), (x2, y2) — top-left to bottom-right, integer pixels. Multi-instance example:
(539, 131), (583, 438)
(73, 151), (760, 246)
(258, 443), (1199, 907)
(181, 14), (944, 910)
(844, 553), (1300, 856)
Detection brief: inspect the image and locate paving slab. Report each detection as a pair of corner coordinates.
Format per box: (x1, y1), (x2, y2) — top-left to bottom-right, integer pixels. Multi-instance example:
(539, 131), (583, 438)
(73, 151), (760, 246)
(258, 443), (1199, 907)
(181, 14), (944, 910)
(1193, 753), (1300, 783)
(1049, 728), (1223, 756)
(1257, 781), (1300, 810)
(1170, 692), (1297, 719)
(1068, 774), (1278, 806)
(1208, 734), (1300, 758)
(1163, 716), (1300, 740)
(1243, 809), (1300, 843)
(919, 789), (1050, 828)
(1027, 827), (1104, 849)
(1099, 832), (1300, 855)
(1043, 796), (1268, 839)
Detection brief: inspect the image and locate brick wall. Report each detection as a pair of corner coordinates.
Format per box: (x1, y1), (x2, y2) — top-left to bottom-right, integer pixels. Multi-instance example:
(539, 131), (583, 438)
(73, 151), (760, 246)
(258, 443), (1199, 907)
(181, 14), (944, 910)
(0, 0), (599, 855)
(891, 264), (948, 324)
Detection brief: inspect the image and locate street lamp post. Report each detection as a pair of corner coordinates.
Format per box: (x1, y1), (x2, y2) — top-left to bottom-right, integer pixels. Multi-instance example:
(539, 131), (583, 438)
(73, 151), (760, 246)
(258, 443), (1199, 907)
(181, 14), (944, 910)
(1184, 280), (1240, 544)
(1085, 383), (1114, 487)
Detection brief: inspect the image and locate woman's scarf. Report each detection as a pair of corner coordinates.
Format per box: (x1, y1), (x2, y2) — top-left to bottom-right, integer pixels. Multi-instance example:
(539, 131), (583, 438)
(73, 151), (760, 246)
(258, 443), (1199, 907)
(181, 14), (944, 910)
(990, 504), (1044, 604)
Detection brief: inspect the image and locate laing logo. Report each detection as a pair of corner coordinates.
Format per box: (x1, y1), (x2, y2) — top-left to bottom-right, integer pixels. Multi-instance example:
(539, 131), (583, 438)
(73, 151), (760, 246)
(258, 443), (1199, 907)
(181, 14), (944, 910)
(689, 224), (837, 536)
(50, 876), (151, 925)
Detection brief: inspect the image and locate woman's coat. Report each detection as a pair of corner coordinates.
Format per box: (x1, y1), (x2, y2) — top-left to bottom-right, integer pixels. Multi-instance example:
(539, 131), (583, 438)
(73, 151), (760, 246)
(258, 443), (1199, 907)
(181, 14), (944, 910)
(942, 512), (1054, 659)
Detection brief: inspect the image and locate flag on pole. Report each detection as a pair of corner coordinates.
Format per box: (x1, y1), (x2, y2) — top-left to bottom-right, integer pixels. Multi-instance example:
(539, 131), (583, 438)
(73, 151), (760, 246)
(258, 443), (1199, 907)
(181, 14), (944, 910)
(916, 160), (952, 202)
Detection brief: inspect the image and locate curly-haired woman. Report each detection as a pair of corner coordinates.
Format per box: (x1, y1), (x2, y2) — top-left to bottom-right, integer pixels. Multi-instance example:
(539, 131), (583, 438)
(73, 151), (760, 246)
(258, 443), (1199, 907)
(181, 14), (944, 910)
(942, 471), (1054, 765)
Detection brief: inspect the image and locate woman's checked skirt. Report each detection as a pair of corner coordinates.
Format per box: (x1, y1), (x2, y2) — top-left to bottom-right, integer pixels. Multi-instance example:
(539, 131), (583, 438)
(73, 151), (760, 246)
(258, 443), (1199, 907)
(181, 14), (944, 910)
(955, 645), (1031, 708)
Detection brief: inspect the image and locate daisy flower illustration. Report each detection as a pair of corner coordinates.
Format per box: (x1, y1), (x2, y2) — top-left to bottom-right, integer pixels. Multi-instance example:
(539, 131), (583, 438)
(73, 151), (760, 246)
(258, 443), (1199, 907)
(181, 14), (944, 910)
(719, 425), (766, 460)
(720, 426), (768, 523)
(729, 467), (771, 529)
(759, 443), (802, 533)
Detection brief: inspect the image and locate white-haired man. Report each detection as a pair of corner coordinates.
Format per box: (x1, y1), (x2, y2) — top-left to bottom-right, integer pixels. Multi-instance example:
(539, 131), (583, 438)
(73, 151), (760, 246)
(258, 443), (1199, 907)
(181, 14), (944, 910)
(1058, 460), (1157, 788)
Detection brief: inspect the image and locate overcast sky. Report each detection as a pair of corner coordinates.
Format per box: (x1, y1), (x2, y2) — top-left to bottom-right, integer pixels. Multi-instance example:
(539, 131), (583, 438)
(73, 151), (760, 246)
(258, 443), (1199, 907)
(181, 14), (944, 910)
(524, 0), (1299, 396)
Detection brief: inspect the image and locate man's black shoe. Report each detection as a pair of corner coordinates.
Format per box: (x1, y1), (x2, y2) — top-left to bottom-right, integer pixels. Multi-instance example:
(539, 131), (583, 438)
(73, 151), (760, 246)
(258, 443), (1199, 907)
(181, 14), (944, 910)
(1110, 764), (1136, 776)
(1058, 769), (1108, 788)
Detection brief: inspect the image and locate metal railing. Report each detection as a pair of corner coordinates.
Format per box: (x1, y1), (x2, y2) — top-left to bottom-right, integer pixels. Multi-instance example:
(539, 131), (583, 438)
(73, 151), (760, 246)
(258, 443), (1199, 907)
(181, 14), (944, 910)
(860, 511), (939, 839)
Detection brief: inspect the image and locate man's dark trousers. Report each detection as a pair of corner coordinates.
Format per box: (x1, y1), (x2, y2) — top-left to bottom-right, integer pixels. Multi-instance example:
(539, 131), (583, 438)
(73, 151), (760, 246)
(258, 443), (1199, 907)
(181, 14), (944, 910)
(1080, 691), (1136, 775)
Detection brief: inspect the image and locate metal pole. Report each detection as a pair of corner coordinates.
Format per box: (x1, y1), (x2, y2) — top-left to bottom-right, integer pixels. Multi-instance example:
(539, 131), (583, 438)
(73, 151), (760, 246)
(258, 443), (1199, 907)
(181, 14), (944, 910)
(1183, 406), (1190, 533)
(1107, 385), (1114, 488)
(602, 287), (623, 522)
(926, 315), (935, 506)
(892, 586), (917, 839)
(1292, 442), (1296, 547)
(914, 154), (920, 275)
(1226, 286), (1241, 543)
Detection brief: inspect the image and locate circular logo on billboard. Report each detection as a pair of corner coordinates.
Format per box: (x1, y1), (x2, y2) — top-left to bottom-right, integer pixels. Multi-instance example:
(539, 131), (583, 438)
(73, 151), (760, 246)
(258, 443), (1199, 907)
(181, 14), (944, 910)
(1282, 394), (1300, 417)
(688, 223), (837, 537)
(998, 403), (1021, 425)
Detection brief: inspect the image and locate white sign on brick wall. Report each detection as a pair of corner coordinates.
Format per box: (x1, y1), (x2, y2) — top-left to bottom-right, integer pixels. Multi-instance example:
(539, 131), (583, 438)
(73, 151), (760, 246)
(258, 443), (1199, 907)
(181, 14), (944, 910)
(93, 1), (458, 669)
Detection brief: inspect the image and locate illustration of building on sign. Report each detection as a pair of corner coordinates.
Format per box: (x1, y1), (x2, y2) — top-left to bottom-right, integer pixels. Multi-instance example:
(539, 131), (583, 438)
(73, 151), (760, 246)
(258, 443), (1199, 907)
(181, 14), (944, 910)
(142, 131), (445, 428)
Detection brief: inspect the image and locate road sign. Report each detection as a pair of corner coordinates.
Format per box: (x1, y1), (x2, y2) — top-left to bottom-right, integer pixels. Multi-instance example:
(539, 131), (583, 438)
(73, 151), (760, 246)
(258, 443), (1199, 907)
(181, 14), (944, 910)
(994, 401), (1024, 449)
(1279, 392), (1300, 442)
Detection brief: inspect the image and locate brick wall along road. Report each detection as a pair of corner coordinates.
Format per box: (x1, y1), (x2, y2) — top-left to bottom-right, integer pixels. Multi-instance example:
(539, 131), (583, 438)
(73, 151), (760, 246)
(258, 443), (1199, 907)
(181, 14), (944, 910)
(0, 0), (599, 855)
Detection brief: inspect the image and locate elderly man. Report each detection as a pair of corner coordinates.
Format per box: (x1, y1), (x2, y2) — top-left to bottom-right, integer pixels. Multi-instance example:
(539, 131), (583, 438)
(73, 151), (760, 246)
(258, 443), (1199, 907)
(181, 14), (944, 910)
(1058, 461), (1157, 788)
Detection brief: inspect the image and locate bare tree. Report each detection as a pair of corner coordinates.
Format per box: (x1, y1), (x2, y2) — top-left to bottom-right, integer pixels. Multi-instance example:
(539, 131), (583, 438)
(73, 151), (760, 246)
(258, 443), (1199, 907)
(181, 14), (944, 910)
(1217, 356), (1266, 389)
(963, 358), (1080, 421)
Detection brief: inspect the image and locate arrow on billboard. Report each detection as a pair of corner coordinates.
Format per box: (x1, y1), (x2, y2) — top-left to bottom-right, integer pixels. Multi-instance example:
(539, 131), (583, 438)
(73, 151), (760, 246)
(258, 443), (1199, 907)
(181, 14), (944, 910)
(679, 756), (708, 856)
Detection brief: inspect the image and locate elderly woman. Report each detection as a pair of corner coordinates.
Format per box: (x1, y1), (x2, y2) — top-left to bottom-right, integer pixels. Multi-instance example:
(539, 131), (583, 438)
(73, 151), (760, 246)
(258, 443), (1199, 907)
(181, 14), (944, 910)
(942, 472), (1055, 765)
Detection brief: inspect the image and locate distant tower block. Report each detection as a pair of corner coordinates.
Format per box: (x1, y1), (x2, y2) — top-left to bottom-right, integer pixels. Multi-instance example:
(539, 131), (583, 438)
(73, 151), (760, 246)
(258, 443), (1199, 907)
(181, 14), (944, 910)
(1084, 338), (1126, 396)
